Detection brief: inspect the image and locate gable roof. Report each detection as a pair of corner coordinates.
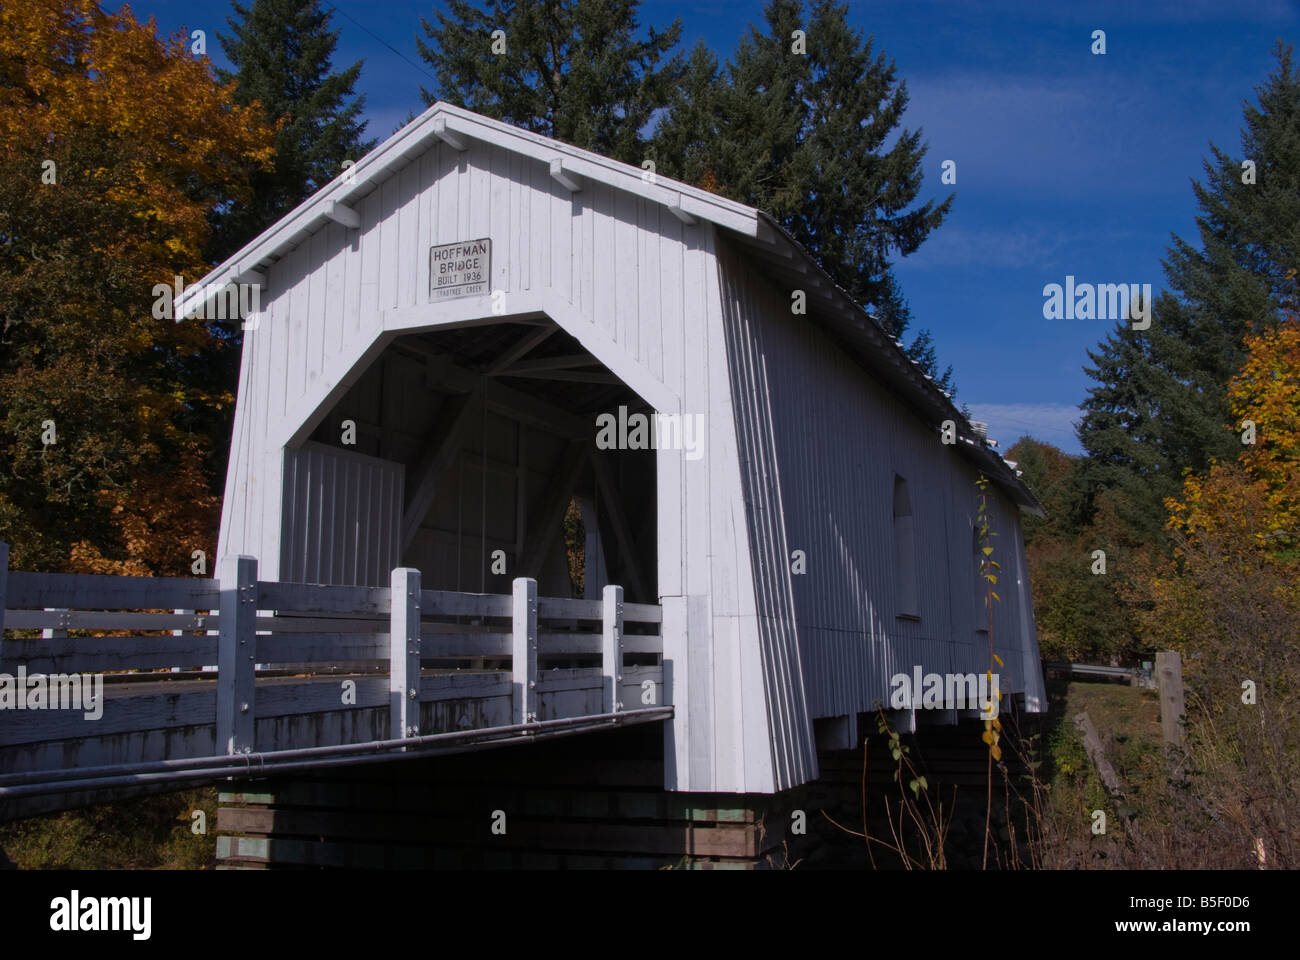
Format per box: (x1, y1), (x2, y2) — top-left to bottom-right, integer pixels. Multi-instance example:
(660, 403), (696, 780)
(184, 101), (1042, 515)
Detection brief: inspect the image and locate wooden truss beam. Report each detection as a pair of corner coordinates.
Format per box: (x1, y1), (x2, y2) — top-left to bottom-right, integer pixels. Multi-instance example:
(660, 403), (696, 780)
(400, 392), (477, 551)
(519, 440), (589, 579)
(500, 369), (621, 385)
(589, 452), (648, 602)
(499, 353), (598, 374)
(486, 325), (557, 376)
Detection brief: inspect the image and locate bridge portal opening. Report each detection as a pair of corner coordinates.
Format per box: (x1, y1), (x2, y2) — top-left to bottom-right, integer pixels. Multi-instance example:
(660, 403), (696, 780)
(287, 319), (658, 607)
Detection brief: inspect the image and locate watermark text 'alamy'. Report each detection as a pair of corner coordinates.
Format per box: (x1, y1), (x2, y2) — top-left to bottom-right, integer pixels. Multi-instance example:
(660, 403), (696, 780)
(1043, 276), (1152, 330)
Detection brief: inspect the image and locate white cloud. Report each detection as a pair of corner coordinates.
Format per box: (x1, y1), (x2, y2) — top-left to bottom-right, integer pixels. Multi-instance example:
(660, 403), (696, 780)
(965, 402), (1082, 453)
(898, 223), (1070, 270)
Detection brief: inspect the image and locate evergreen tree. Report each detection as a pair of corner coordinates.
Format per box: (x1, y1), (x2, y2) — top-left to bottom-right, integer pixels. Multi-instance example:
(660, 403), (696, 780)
(1006, 437), (1076, 544)
(650, 40), (726, 190)
(652, 0), (953, 384)
(416, 0), (684, 166)
(212, 0), (373, 261)
(1077, 42), (1300, 541)
(880, 271), (955, 394)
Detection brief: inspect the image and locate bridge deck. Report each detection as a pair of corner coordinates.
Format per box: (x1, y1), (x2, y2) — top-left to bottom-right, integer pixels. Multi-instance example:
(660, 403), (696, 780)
(0, 549), (666, 819)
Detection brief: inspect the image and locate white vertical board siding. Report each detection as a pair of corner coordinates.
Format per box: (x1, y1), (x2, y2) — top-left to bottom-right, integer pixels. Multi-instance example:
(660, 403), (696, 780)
(217, 275), (290, 576)
(711, 239), (818, 792)
(222, 136), (706, 571)
(280, 442), (403, 587)
(655, 226), (799, 795)
(714, 240), (1043, 726)
(218, 331), (256, 563)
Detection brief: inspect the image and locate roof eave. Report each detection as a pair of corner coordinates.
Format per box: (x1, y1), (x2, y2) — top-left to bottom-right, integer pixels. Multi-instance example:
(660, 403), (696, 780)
(178, 102), (762, 317)
(737, 214), (1045, 516)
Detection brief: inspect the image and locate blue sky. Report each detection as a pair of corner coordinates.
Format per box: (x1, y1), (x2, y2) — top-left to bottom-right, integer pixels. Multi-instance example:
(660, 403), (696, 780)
(118, 0), (1299, 453)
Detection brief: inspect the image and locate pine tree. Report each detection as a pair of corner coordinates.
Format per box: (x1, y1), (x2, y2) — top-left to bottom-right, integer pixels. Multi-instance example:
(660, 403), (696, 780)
(652, 0), (953, 384)
(416, 0), (684, 166)
(212, 0), (373, 261)
(650, 40), (726, 190)
(880, 272), (955, 394)
(1077, 42), (1300, 541)
(667, 0), (808, 217)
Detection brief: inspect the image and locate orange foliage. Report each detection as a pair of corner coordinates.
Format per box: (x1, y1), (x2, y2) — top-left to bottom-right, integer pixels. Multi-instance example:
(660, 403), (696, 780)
(0, 1), (275, 573)
(0, 0), (274, 284)
(68, 442), (221, 577)
(1227, 299), (1300, 536)
(1167, 300), (1300, 552)
(1138, 311), (1300, 653)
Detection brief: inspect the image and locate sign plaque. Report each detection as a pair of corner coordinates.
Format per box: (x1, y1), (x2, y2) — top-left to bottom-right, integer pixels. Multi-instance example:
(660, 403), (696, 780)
(429, 238), (491, 300)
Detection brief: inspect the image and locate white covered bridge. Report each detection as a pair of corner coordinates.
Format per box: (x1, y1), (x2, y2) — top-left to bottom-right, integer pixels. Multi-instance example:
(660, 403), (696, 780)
(0, 103), (1044, 825)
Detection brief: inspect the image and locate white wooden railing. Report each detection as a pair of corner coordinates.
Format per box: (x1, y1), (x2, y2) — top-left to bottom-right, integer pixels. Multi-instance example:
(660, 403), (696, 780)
(0, 541), (664, 796)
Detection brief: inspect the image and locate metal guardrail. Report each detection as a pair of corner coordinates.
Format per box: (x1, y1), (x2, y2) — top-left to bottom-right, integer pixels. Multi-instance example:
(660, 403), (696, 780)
(1043, 661), (1154, 687)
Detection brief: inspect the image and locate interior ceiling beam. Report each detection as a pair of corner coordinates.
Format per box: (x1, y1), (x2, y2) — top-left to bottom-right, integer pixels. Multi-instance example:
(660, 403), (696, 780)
(485, 325), (557, 376)
(500, 369), (621, 385)
(391, 336), (599, 437)
(434, 363), (591, 440)
(384, 312), (553, 340)
(500, 353), (599, 374)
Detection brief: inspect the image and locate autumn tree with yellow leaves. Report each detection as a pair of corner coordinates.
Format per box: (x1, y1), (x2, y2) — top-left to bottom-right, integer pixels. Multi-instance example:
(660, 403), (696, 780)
(1126, 277), (1300, 868)
(0, 0), (275, 574)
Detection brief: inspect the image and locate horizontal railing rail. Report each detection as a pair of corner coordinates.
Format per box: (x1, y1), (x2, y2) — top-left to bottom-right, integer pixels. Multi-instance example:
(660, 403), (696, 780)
(1043, 661), (1138, 679)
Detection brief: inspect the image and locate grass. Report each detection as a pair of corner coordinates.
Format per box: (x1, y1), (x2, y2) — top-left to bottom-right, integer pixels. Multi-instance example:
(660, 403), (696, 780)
(1061, 680), (1163, 802)
(0, 786), (219, 870)
(1034, 674), (1246, 868)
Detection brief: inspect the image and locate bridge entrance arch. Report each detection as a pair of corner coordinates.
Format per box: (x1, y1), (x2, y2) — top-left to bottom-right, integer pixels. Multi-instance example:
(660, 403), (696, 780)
(279, 315), (658, 612)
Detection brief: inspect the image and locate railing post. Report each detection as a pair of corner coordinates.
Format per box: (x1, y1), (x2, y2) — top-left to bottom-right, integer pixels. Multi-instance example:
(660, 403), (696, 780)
(602, 584), (624, 714)
(217, 555), (258, 755)
(171, 609), (191, 672)
(512, 577), (537, 724)
(390, 567), (422, 740)
(42, 608), (68, 639)
(1157, 650), (1186, 767)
